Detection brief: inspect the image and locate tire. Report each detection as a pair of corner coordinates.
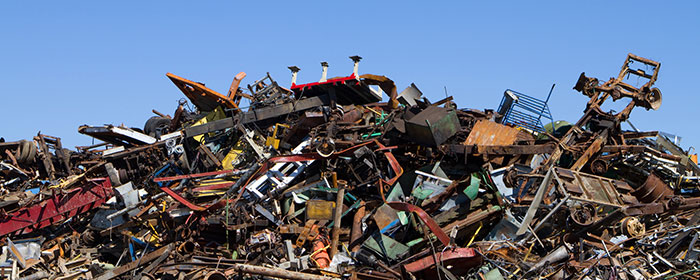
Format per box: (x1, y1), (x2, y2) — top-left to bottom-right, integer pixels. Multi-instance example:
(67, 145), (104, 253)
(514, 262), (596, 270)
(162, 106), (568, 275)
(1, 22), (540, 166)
(144, 116), (171, 137)
(17, 140), (37, 164)
(25, 141), (37, 163)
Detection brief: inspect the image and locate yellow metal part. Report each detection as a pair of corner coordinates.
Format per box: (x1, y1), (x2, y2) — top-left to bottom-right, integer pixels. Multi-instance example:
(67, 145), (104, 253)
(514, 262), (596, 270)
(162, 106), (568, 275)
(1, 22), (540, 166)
(192, 189), (227, 197)
(197, 178), (234, 186)
(191, 178), (235, 198)
(147, 224), (160, 244)
(190, 107), (227, 142)
(465, 221), (483, 247)
(222, 138), (248, 170)
(265, 123), (289, 149)
(48, 173), (85, 189)
(306, 200), (336, 220)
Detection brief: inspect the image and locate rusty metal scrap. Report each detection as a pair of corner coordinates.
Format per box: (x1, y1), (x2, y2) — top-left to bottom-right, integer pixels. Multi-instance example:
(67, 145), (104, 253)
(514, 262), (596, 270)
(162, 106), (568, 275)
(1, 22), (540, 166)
(1, 53), (700, 279)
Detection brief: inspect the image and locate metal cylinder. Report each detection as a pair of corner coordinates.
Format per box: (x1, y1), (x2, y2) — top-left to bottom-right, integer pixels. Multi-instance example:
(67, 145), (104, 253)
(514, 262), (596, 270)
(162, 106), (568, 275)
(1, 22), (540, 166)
(341, 107), (363, 123)
(225, 263), (339, 280)
(330, 172), (344, 257)
(632, 173), (673, 203)
(527, 245), (569, 274)
(311, 235), (331, 268)
(178, 240), (196, 254)
(350, 201), (365, 252)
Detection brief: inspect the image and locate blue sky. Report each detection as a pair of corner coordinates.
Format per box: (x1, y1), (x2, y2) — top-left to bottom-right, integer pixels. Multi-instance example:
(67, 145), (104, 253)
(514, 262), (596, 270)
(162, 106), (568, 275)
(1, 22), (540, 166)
(1, 1), (699, 151)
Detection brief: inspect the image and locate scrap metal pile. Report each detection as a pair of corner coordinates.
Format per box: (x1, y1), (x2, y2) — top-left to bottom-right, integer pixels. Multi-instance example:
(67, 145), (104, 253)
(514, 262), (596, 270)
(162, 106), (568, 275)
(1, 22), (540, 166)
(2, 54), (700, 279)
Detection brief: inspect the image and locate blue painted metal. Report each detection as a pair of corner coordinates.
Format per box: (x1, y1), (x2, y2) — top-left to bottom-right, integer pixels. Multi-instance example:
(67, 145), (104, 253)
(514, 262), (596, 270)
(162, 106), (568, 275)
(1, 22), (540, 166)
(497, 86), (554, 133)
(152, 163), (183, 187)
(129, 236), (153, 261)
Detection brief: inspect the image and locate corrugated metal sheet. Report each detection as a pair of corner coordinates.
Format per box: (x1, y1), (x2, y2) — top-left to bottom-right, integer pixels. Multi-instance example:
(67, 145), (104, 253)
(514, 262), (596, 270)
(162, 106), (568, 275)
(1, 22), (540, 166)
(464, 120), (520, 146)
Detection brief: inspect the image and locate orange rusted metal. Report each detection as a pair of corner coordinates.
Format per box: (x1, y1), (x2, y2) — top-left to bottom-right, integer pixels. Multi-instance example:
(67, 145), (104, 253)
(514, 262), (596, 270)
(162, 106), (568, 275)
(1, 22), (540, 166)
(465, 119), (521, 146)
(166, 72), (241, 112)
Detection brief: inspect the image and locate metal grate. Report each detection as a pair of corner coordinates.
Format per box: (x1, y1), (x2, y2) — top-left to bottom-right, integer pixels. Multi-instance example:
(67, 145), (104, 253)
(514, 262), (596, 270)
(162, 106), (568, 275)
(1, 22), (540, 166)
(496, 87), (554, 133)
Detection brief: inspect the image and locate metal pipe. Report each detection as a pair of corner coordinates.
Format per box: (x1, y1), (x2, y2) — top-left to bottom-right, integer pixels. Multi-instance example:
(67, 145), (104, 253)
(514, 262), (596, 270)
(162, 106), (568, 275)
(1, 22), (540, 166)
(525, 245), (569, 275)
(350, 55), (362, 77)
(288, 66), (300, 85)
(224, 263), (339, 280)
(151, 109), (167, 118)
(320, 62), (328, 82)
(350, 200), (366, 253)
(330, 172), (344, 257)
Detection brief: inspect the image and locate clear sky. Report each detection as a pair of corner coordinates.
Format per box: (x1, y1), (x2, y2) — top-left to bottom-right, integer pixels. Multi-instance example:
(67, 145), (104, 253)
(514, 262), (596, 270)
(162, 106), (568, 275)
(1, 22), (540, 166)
(1, 1), (699, 151)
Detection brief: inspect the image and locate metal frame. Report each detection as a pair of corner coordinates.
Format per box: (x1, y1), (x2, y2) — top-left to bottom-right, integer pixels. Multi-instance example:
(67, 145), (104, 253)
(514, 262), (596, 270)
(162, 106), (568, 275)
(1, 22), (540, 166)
(497, 88), (553, 133)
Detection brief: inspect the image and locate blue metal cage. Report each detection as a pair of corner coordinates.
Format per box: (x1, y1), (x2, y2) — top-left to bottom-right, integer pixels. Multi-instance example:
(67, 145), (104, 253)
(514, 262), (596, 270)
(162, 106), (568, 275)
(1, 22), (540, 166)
(496, 88), (554, 133)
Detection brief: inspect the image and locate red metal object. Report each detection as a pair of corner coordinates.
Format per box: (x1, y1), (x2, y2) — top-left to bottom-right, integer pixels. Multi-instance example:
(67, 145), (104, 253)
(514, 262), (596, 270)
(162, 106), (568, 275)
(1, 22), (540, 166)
(310, 234), (331, 268)
(291, 72), (389, 105)
(386, 202), (450, 247)
(160, 140), (396, 213)
(290, 74), (357, 90)
(206, 140), (404, 213)
(192, 182), (236, 192)
(0, 178), (113, 237)
(153, 169), (241, 182)
(403, 248), (482, 279)
(160, 186), (206, 211)
(371, 143), (451, 248)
